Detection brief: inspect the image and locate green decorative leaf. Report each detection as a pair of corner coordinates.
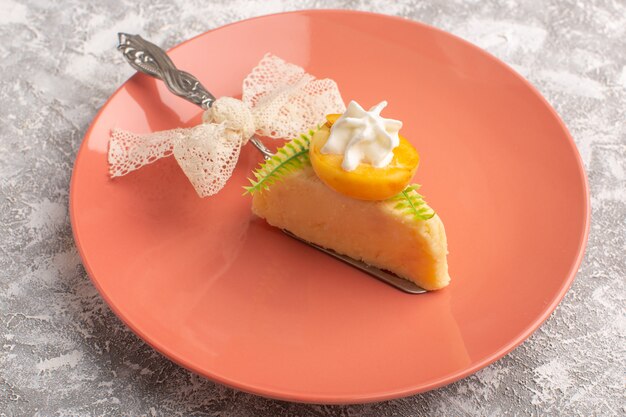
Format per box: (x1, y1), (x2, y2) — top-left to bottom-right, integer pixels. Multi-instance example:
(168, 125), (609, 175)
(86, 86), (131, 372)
(243, 130), (314, 195)
(387, 184), (435, 220)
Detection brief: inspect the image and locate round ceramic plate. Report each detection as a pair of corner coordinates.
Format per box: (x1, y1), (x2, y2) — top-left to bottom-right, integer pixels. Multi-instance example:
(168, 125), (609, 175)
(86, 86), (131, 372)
(70, 10), (590, 403)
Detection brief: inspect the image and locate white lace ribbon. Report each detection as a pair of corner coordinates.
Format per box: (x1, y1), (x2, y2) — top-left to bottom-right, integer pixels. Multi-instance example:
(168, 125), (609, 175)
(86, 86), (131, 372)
(108, 54), (345, 197)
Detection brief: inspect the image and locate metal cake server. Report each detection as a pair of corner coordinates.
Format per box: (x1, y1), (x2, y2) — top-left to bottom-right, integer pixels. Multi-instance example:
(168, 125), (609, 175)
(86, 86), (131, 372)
(116, 33), (427, 294)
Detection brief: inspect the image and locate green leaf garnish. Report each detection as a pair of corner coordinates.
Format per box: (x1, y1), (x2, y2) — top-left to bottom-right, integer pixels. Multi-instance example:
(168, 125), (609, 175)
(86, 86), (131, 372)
(243, 130), (314, 194)
(387, 184), (435, 220)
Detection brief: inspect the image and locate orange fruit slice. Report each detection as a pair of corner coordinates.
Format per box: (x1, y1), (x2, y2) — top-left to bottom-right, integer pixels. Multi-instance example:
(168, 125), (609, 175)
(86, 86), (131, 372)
(309, 115), (420, 200)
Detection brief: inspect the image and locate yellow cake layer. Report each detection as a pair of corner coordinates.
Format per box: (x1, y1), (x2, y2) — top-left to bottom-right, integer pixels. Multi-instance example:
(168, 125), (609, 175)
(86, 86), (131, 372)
(252, 166), (450, 290)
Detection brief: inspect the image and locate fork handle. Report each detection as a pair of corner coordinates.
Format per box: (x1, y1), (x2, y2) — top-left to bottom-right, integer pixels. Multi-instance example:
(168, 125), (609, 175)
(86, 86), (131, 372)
(116, 33), (274, 160)
(117, 33), (216, 109)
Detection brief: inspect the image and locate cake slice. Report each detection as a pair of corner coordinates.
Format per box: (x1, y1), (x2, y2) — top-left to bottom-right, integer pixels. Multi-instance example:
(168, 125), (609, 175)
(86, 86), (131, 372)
(246, 102), (450, 291)
(251, 164), (449, 291)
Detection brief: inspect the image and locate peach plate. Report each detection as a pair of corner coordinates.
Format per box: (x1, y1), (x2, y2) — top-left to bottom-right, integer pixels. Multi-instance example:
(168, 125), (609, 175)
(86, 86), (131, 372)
(70, 10), (590, 403)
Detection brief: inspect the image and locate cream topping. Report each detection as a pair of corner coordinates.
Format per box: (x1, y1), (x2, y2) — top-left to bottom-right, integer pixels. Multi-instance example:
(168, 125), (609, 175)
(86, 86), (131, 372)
(321, 100), (402, 171)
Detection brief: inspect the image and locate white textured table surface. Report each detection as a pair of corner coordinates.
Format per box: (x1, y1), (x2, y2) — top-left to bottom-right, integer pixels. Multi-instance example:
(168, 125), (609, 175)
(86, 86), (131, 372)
(1, 0), (624, 415)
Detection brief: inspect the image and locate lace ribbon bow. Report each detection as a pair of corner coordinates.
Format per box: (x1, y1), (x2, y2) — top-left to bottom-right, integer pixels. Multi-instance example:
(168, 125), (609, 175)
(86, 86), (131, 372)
(108, 54), (345, 197)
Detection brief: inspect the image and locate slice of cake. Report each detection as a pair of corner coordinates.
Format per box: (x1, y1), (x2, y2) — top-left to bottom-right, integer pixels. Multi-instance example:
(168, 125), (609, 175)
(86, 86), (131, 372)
(246, 100), (450, 291)
(251, 166), (449, 290)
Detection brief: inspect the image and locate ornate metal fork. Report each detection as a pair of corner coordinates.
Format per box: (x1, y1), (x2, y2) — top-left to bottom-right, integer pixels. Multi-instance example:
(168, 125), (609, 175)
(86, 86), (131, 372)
(116, 33), (426, 294)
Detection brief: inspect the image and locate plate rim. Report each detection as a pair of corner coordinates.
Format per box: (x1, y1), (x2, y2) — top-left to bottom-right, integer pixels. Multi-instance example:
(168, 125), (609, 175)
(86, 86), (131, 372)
(70, 9), (591, 404)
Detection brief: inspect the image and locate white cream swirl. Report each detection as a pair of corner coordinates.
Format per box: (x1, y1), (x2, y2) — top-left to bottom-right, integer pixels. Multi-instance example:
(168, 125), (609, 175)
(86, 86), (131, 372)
(321, 100), (402, 171)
